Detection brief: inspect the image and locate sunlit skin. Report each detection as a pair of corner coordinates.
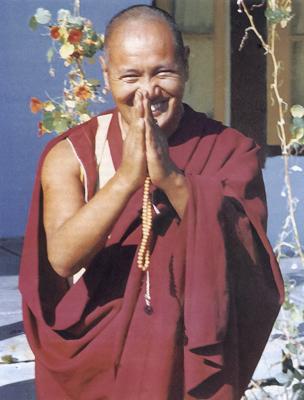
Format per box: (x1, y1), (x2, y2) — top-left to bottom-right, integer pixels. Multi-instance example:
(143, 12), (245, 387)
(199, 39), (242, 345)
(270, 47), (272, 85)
(101, 18), (189, 192)
(41, 17), (190, 277)
(102, 19), (188, 136)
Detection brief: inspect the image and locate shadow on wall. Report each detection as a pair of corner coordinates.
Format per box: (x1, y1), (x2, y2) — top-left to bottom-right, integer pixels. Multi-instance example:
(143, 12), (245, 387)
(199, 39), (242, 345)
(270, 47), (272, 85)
(0, 321), (24, 341)
(0, 380), (35, 400)
(0, 238), (23, 275)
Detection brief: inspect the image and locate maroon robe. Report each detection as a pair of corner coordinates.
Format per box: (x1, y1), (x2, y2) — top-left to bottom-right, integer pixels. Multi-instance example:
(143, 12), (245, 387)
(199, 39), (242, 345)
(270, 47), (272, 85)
(19, 105), (284, 399)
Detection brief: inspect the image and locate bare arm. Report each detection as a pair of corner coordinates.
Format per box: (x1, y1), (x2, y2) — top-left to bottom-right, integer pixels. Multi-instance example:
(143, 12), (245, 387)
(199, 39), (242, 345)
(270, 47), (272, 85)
(42, 90), (187, 278)
(42, 92), (147, 278)
(41, 140), (137, 278)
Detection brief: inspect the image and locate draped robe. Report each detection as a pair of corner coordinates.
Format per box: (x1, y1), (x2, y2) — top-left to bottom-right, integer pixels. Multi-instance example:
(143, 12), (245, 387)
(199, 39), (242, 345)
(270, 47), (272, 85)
(19, 105), (284, 399)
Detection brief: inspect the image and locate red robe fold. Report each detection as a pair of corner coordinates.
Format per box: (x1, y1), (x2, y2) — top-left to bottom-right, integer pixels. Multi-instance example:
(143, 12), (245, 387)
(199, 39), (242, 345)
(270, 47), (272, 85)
(19, 105), (284, 399)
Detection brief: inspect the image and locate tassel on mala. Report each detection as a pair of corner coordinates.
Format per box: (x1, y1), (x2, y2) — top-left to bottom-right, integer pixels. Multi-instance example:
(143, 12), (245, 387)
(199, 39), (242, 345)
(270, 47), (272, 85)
(137, 176), (154, 314)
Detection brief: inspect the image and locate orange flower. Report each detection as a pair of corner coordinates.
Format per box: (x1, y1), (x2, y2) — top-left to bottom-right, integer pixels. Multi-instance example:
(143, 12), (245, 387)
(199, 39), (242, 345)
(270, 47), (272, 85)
(74, 85), (91, 100)
(38, 122), (47, 136)
(68, 29), (83, 44)
(50, 26), (60, 40)
(30, 97), (43, 113)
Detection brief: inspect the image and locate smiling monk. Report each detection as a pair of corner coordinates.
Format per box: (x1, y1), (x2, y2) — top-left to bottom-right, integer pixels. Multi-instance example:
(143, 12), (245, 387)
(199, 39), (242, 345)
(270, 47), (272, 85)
(19, 5), (284, 400)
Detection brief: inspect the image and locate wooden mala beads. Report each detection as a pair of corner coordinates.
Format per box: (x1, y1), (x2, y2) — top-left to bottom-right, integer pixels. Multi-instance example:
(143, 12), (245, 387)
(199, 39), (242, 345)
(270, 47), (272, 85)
(137, 177), (153, 271)
(137, 176), (154, 314)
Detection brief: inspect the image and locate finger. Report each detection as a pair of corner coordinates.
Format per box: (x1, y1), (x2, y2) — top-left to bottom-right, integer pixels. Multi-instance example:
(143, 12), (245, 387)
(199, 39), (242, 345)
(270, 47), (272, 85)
(142, 91), (155, 125)
(145, 114), (159, 153)
(143, 96), (155, 147)
(134, 89), (144, 119)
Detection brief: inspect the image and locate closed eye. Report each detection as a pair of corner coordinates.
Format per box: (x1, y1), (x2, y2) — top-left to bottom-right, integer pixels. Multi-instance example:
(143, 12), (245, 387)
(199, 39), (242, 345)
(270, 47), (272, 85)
(156, 70), (178, 78)
(120, 74), (139, 83)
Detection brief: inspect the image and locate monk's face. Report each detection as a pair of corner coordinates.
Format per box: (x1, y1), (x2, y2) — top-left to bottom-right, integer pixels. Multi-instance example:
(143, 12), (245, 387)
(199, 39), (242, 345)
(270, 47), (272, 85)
(103, 19), (188, 136)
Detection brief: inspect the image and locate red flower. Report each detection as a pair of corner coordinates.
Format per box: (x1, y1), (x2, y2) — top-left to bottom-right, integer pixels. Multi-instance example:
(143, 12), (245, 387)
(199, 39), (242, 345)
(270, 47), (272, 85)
(50, 26), (60, 40)
(30, 97), (43, 113)
(68, 29), (83, 44)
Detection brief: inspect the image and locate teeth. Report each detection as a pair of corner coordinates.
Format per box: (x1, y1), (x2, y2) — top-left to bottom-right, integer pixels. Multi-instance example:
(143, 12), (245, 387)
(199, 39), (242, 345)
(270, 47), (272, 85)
(151, 103), (162, 112)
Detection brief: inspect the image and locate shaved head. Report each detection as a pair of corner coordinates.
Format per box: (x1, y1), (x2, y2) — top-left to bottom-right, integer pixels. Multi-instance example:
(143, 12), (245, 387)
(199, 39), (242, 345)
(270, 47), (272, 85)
(104, 5), (187, 66)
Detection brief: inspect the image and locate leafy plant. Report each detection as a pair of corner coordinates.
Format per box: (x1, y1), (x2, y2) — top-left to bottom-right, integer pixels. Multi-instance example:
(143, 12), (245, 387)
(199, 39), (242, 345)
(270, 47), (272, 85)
(29, 7), (105, 135)
(290, 105), (304, 148)
(237, 1), (304, 399)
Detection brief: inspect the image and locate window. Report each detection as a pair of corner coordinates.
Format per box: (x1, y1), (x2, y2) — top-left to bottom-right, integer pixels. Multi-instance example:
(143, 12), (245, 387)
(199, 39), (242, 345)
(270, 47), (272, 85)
(155, 0), (229, 124)
(267, 0), (304, 145)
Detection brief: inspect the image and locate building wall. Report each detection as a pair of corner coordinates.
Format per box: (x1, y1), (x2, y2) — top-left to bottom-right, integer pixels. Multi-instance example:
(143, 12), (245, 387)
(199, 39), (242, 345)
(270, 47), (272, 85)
(263, 156), (304, 251)
(1, 1), (300, 249)
(0, 0), (150, 238)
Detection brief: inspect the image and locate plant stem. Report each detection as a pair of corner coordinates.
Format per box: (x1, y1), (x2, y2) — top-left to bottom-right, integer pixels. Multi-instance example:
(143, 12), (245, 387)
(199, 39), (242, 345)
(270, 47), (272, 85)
(75, 58), (86, 82)
(283, 153), (304, 264)
(240, 0), (304, 265)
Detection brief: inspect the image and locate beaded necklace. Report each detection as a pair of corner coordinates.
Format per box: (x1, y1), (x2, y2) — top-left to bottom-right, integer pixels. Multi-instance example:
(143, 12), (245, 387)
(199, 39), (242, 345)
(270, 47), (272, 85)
(137, 176), (154, 314)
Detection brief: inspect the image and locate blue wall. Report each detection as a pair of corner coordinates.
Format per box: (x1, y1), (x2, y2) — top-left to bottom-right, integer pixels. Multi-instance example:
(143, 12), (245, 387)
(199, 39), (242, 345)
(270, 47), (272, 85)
(263, 156), (304, 250)
(1, 0), (302, 249)
(0, 0), (150, 238)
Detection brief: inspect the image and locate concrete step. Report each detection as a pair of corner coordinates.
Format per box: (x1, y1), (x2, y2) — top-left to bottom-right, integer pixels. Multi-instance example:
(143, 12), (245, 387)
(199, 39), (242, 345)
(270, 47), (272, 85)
(0, 239), (35, 398)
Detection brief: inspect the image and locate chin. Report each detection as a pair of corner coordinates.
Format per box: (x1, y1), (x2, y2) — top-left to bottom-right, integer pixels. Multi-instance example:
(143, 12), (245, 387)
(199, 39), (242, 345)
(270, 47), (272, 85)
(157, 114), (178, 135)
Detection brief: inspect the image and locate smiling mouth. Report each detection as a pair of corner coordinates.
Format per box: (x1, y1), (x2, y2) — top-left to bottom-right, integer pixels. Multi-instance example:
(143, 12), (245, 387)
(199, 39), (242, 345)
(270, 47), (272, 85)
(150, 101), (168, 116)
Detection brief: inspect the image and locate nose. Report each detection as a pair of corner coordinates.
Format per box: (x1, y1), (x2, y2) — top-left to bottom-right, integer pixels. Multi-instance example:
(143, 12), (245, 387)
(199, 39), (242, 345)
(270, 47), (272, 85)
(140, 77), (161, 99)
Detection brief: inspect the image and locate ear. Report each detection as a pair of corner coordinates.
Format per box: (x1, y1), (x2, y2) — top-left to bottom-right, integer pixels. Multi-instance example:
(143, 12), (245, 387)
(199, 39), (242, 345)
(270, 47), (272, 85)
(183, 45), (190, 81)
(99, 55), (110, 91)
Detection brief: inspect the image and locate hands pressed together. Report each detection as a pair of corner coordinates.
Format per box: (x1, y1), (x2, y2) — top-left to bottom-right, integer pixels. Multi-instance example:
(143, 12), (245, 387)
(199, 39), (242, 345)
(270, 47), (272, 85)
(41, 90), (188, 277)
(117, 90), (180, 194)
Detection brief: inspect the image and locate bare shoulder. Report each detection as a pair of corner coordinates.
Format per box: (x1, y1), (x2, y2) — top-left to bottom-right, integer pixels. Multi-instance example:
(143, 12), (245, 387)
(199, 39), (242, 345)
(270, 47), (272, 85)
(41, 139), (80, 189)
(41, 139), (85, 236)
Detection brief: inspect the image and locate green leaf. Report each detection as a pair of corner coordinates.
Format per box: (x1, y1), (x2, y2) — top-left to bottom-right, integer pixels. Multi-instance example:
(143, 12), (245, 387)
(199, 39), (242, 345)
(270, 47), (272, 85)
(46, 47), (55, 63)
(90, 32), (98, 42)
(53, 118), (69, 133)
(265, 8), (291, 24)
(283, 300), (296, 310)
(293, 368), (304, 382)
(290, 104), (304, 118)
(87, 78), (100, 87)
(75, 102), (89, 114)
(97, 39), (104, 50)
(1, 355), (14, 364)
(82, 43), (97, 58)
(296, 390), (304, 400)
(293, 118), (304, 128)
(293, 382), (304, 392)
(286, 343), (298, 355)
(29, 16), (38, 31)
(292, 128), (304, 141)
(42, 112), (54, 131)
